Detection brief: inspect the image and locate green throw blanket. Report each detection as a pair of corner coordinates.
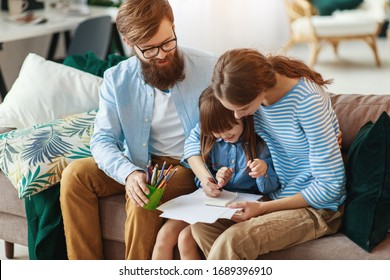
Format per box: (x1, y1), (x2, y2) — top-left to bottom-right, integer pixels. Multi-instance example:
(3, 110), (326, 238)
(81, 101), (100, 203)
(25, 183), (67, 259)
(63, 51), (128, 77)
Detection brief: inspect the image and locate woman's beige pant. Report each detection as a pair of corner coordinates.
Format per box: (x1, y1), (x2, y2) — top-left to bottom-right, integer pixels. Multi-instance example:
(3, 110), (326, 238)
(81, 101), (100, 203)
(191, 206), (344, 260)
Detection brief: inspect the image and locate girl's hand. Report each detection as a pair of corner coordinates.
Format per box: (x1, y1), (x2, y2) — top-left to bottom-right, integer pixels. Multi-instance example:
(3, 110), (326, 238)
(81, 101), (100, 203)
(216, 167), (233, 188)
(201, 178), (223, 197)
(229, 201), (267, 222)
(247, 159), (268, 178)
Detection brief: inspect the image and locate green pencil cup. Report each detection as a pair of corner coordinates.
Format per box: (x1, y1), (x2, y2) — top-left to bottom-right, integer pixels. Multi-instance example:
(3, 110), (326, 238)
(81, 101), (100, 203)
(143, 184), (165, 210)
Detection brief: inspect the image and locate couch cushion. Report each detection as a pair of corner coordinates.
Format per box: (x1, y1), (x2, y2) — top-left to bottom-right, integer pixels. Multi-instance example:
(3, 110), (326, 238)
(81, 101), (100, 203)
(257, 232), (390, 260)
(311, 16), (379, 36)
(291, 16), (378, 38)
(99, 194), (127, 243)
(0, 110), (96, 198)
(0, 53), (102, 129)
(330, 94), (390, 152)
(0, 172), (26, 217)
(341, 112), (390, 251)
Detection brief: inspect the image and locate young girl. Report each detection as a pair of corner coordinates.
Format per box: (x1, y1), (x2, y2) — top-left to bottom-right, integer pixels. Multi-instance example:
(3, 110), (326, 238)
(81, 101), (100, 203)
(152, 86), (279, 260)
(186, 49), (346, 260)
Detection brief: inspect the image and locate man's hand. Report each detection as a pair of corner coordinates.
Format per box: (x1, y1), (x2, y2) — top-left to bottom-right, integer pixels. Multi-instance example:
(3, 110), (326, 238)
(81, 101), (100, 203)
(247, 159), (268, 178)
(125, 171), (149, 207)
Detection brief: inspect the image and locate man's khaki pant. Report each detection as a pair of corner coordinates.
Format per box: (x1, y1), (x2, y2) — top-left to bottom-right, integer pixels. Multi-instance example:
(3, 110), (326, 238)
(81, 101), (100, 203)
(60, 156), (196, 260)
(191, 205), (344, 260)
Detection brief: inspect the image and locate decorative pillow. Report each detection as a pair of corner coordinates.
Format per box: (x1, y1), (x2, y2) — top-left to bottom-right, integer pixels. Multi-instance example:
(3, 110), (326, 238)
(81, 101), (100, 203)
(341, 111), (390, 252)
(0, 53), (102, 129)
(0, 110), (97, 198)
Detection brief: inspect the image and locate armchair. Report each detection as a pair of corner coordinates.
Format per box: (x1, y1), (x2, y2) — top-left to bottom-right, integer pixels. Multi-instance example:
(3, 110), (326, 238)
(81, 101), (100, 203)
(283, 0), (388, 66)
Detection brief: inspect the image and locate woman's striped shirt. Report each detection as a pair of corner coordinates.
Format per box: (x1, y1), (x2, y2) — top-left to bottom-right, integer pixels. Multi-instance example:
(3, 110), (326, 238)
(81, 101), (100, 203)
(253, 78), (346, 210)
(184, 78), (346, 211)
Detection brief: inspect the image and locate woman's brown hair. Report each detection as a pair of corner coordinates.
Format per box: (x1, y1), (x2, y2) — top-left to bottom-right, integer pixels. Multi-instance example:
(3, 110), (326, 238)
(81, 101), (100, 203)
(212, 48), (332, 105)
(116, 0), (174, 46)
(199, 86), (261, 165)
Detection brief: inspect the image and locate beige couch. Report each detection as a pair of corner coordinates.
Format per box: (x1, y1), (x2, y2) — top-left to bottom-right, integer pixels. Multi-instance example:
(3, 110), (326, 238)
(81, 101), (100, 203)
(1, 93), (390, 260)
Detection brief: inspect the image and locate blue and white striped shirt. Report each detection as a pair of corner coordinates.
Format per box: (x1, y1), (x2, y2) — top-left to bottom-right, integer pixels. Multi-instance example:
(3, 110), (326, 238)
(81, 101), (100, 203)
(253, 78), (346, 210)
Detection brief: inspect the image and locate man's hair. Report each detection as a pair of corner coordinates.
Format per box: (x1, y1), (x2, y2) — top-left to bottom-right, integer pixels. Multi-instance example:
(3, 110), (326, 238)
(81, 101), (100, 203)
(116, 0), (174, 46)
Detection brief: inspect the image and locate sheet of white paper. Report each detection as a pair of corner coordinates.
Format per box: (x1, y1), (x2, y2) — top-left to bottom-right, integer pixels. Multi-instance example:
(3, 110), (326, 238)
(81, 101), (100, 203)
(157, 189), (262, 224)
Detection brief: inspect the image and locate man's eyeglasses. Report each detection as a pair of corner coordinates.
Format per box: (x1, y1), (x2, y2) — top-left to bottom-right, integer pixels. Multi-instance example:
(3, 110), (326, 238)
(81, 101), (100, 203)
(136, 30), (177, 59)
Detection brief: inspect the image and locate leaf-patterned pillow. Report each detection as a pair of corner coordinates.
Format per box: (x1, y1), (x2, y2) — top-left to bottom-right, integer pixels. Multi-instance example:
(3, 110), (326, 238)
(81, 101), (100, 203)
(0, 110), (97, 198)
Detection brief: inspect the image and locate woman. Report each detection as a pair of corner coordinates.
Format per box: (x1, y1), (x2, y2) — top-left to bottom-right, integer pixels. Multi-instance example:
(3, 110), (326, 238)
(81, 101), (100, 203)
(153, 86), (279, 260)
(186, 49), (346, 260)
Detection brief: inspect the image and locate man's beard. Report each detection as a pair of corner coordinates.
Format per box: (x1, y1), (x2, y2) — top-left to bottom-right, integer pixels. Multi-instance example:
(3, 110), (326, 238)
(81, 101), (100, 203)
(137, 49), (185, 90)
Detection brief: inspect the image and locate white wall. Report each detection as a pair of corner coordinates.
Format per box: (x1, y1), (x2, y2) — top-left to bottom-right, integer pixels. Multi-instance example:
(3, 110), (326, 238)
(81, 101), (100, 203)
(170, 0), (290, 55)
(0, 0), (290, 89)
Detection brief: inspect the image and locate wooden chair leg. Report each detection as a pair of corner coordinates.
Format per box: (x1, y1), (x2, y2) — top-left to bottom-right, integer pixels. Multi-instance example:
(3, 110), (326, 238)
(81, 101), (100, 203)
(309, 41), (321, 67)
(365, 36), (381, 67)
(283, 38), (296, 52)
(330, 40), (339, 56)
(5, 241), (14, 259)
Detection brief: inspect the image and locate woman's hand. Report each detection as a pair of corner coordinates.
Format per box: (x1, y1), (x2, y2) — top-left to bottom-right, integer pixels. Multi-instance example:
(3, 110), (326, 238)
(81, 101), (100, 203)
(216, 167), (233, 188)
(247, 159), (268, 178)
(338, 130), (343, 149)
(125, 171), (149, 207)
(229, 200), (267, 222)
(229, 194), (310, 222)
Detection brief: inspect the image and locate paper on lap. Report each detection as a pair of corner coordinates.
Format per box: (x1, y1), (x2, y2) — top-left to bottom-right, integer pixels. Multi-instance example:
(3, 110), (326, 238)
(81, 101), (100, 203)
(157, 189), (262, 224)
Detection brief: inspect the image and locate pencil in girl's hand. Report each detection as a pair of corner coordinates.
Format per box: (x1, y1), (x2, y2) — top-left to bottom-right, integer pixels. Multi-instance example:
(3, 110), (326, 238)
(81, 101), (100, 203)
(203, 162), (218, 184)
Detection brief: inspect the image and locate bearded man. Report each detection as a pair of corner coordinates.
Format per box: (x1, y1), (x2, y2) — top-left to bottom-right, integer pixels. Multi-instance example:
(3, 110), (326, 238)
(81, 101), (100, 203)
(60, 0), (216, 260)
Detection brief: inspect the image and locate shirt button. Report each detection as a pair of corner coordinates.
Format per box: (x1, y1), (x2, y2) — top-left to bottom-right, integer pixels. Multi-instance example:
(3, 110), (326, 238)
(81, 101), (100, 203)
(142, 143), (146, 147)
(145, 118), (149, 122)
(231, 159), (235, 164)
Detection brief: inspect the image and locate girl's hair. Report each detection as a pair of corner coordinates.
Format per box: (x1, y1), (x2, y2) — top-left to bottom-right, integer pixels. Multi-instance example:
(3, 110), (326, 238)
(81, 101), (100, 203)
(212, 48), (332, 105)
(116, 0), (174, 46)
(199, 86), (260, 164)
